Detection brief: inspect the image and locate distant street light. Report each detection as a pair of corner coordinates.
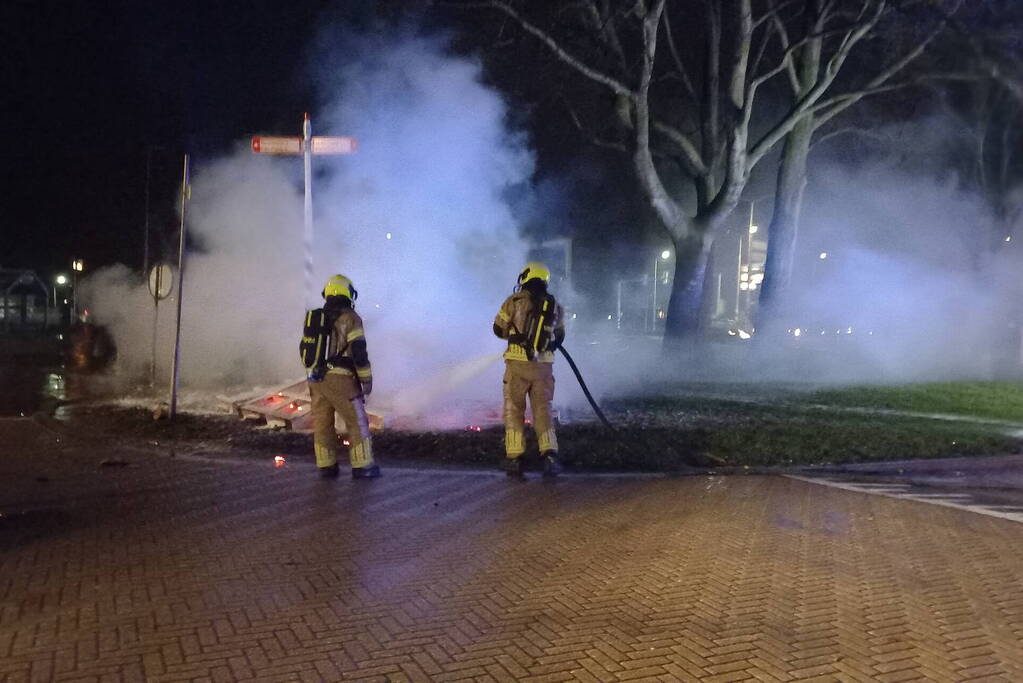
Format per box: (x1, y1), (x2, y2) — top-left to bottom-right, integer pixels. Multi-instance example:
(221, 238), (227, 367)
(53, 274), (69, 309)
(818, 252), (828, 260)
(70, 259), (84, 323)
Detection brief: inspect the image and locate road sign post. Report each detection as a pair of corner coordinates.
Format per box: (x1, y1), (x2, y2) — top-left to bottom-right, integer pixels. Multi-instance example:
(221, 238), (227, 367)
(169, 155), (190, 419)
(251, 115), (357, 308)
(303, 114), (313, 309)
(148, 263), (173, 386)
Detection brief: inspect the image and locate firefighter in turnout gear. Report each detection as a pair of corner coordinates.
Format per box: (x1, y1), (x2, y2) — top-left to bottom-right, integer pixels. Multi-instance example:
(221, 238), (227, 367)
(493, 262), (566, 477)
(305, 275), (380, 480)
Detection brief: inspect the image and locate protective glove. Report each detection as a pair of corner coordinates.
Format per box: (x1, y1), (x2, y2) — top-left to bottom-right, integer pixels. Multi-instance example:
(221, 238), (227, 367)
(546, 339), (561, 353)
(360, 379), (373, 397)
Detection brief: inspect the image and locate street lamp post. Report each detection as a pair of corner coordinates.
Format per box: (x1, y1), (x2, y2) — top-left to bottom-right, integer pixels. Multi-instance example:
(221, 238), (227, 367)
(653, 249), (671, 330)
(53, 274), (67, 308)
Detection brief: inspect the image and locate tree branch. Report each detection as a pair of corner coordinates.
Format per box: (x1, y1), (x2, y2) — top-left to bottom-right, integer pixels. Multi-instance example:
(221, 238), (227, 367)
(729, 0), (754, 109)
(633, 0), (689, 239)
(661, 1), (697, 99)
(811, 125), (892, 150)
(652, 121), (709, 176)
(811, 2), (957, 130)
(450, 0), (634, 97)
(768, 6), (801, 93)
(748, 0), (886, 169)
(561, 95), (629, 154)
(583, 0), (628, 74)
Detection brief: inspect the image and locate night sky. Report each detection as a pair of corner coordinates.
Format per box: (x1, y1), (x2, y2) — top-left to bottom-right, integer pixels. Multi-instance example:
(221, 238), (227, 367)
(2, 0), (339, 274)
(0, 0), (669, 280)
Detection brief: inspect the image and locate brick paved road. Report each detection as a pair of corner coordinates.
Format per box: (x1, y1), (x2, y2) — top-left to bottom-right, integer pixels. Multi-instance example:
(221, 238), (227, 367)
(2, 418), (1023, 682)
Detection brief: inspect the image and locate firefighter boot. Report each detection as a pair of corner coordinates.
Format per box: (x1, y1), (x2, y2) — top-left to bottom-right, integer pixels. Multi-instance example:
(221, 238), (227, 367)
(503, 456), (525, 478)
(352, 464), (381, 479)
(320, 463), (341, 479)
(542, 451), (562, 478)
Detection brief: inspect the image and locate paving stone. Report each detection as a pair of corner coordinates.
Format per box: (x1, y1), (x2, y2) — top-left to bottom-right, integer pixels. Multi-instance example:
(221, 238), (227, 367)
(2, 438), (1023, 681)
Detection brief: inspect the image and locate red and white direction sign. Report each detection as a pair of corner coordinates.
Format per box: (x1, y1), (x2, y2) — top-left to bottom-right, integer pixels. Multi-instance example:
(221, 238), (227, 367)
(252, 135), (357, 155)
(311, 136), (357, 155)
(251, 136), (302, 155)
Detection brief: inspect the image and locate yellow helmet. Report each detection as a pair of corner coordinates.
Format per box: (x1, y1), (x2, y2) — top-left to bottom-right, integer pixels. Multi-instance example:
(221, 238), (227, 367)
(323, 274), (357, 300)
(517, 261), (551, 286)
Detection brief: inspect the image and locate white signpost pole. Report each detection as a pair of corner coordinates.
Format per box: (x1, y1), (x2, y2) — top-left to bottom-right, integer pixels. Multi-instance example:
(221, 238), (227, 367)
(169, 154), (190, 419)
(148, 263), (173, 386)
(303, 113), (314, 308)
(250, 119), (357, 309)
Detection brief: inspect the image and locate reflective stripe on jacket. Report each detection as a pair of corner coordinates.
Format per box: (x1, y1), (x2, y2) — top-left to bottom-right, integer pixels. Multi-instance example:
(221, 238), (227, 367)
(326, 308), (372, 382)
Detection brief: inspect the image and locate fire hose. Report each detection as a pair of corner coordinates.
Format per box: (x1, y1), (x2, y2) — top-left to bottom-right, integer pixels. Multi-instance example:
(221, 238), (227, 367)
(558, 346), (615, 432)
(507, 318), (614, 431)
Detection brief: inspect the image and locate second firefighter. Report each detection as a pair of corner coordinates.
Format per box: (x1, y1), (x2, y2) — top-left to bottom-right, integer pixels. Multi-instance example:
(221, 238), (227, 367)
(492, 262), (566, 477)
(302, 274), (380, 480)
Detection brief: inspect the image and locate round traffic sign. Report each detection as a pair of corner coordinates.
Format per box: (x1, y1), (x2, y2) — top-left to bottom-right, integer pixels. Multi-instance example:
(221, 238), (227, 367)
(148, 263), (174, 300)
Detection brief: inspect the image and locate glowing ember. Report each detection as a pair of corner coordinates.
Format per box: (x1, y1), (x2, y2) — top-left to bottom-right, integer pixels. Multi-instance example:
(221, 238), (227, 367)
(274, 455), (286, 468)
(464, 425), (483, 432)
(342, 439), (351, 447)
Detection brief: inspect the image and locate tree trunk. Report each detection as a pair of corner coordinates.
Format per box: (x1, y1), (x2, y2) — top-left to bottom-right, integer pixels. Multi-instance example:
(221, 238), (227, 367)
(663, 234), (711, 341)
(757, 115), (814, 325)
(756, 0), (823, 332)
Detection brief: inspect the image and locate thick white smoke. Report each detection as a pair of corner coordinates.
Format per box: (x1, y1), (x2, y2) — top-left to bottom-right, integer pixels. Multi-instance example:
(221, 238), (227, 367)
(767, 159), (1022, 382)
(83, 51), (1023, 421)
(83, 34), (530, 421)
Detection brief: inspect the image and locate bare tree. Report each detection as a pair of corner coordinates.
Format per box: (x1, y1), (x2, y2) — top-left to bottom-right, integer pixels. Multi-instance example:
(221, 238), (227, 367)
(450, 0), (964, 341)
(756, 0), (959, 326)
(950, 80), (1023, 271)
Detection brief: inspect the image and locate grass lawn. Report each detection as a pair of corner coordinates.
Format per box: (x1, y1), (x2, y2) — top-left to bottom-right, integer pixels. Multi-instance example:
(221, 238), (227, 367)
(577, 395), (1019, 470)
(802, 381), (1023, 423)
(60, 384), (1023, 473)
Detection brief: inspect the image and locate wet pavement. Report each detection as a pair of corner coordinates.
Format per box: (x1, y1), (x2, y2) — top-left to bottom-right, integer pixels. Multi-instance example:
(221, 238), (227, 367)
(0, 336), (119, 421)
(2, 419), (1023, 681)
(0, 364), (63, 417)
(796, 455), (1023, 522)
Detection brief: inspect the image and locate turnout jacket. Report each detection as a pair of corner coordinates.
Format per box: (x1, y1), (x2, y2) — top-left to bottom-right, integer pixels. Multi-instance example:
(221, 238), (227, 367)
(326, 307), (372, 384)
(493, 291), (565, 363)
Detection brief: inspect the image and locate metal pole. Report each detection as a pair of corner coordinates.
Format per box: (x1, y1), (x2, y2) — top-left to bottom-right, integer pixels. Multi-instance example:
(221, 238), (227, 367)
(169, 154), (189, 419)
(745, 201), (755, 318)
(151, 296), (159, 386)
(302, 113), (314, 309)
(143, 148), (152, 276)
(652, 257), (658, 331)
(616, 280), (622, 330)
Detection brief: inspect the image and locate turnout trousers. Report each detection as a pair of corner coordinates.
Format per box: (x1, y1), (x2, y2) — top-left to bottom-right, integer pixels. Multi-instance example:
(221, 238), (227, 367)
(309, 372), (374, 469)
(502, 359), (558, 459)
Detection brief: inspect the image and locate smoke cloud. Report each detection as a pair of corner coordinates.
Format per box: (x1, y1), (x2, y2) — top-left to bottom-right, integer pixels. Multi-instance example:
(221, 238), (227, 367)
(82, 48), (1023, 423)
(83, 32), (530, 421)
